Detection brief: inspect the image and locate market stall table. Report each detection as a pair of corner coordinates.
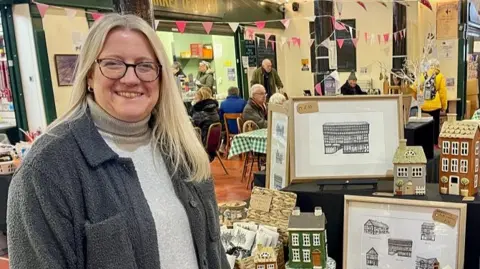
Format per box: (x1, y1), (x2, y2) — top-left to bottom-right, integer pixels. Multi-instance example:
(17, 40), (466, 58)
(283, 181), (480, 269)
(228, 128), (267, 158)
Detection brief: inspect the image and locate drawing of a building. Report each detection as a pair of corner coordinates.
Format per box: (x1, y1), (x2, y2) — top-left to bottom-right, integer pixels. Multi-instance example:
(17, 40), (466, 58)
(322, 122), (370, 154)
(275, 150), (284, 164)
(366, 247), (378, 266)
(421, 222), (436, 241)
(364, 219), (389, 235)
(275, 123), (285, 138)
(273, 174), (283, 190)
(388, 238), (413, 257)
(415, 256), (439, 269)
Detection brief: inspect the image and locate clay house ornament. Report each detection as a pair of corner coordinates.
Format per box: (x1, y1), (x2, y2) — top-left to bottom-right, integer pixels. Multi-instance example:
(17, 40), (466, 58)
(439, 114), (480, 197)
(286, 207), (327, 269)
(393, 139), (427, 195)
(253, 244), (277, 269)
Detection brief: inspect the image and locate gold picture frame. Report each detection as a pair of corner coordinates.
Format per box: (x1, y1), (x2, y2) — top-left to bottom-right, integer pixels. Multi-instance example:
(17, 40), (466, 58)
(266, 104), (290, 189)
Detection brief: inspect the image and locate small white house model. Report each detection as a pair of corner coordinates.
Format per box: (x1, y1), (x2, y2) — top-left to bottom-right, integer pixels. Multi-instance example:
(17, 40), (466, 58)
(393, 139), (427, 196)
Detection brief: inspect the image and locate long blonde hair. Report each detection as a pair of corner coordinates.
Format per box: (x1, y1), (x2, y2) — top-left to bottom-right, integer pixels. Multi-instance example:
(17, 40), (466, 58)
(48, 14), (210, 181)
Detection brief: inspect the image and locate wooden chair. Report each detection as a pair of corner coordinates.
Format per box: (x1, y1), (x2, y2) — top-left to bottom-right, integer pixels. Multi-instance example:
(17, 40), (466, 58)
(223, 113), (243, 158)
(205, 123), (228, 175)
(241, 120), (261, 187)
(243, 120), (259, 133)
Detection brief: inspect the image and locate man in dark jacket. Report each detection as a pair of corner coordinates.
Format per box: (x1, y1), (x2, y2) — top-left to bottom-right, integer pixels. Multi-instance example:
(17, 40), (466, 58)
(250, 59), (283, 97)
(341, 71), (367, 95)
(219, 86), (247, 134)
(243, 84), (268, 129)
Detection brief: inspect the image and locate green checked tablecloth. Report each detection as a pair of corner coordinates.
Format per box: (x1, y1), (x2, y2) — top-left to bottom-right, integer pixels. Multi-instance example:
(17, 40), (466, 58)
(228, 128), (267, 158)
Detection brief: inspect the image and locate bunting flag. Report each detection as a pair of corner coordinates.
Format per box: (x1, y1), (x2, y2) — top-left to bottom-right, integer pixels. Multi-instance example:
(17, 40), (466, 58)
(281, 19), (290, 29)
(315, 83), (323, 96)
(371, 34), (375, 45)
(348, 26), (354, 39)
(357, 1), (367, 11)
(36, 3), (49, 18)
(65, 8), (77, 20)
(337, 39), (345, 49)
(292, 37), (301, 47)
(336, 1), (344, 16)
(399, 30), (404, 38)
(383, 33), (390, 42)
(308, 16), (316, 22)
(310, 39), (315, 47)
(352, 38), (359, 48)
(264, 33), (272, 48)
(92, 12), (104, 21)
(228, 22), (239, 33)
(329, 71), (341, 82)
(155, 20), (160, 29)
(403, 29), (406, 37)
(287, 40), (291, 49)
(378, 1), (388, 8)
(420, 0), (433, 10)
(255, 21), (266, 30)
(270, 41), (275, 50)
(364, 32), (369, 42)
(202, 22), (213, 34)
(377, 34), (382, 44)
(281, 36), (287, 46)
(331, 18), (346, 30)
(394, 32), (398, 41)
(246, 28), (255, 40)
(320, 38), (330, 48)
(175, 21), (187, 33)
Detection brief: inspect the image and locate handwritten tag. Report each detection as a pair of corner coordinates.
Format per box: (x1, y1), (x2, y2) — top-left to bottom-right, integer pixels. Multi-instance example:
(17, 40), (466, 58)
(249, 194), (272, 212)
(432, 209), (458, 228)
(296, 101), (319, 114)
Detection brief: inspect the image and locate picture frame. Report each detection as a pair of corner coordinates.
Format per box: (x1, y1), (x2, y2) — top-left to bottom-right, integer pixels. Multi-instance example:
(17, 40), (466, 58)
(54, 54), (78, 86)
(343, 195), (466, 269)
(266, 104), (290, 190)
(289, 95), (404, 182)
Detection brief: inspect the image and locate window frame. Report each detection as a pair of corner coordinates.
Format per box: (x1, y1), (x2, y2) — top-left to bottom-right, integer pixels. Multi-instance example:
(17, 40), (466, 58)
(330, 19), (356, 72)
(460, 160), (469, 173)
(397, 167), (408, 177)
(292, 234), (299, 246)
(476, 141), (479, 155)
(313, 234), (321, 246)
(392, 2), (407, 70)
(442, 158), (449, 172)
(476, 174), (479, 188)
(412, 167), (423, 177)
(302, 249), (311, 263)
(303, 233), (311, 246)
(292, 249), (301, 262)
(443, 141), (450, 155)
(461, 142), (469, 156)
(452, 142), (459, 155)
(451, 159), (459, 172)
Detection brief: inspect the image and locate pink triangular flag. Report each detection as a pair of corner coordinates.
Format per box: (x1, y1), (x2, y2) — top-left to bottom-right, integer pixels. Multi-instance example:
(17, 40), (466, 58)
(394, 32), (398, 41)
(315, 83), (323, 96)
(383, 33), (390, 42)
(255, 21), (266, 30)
(65, 8), (77, 20)
(281, 19), (290, 29)
(357, 1), (367, 11)
(310, 39), (315, 47)
(202, 22), (213, 34)
(296, 38), (301, 47)
(352, 38), (359, 47)
(364, 32), (369, 42)
(92, 12), (104, 21)
(400, 30), (404, 39)
(176, 21), (187, 33)
(331, 17), (346, 31)
(420, 0), (433, 10)
(270, 41), (275, 50)
(36, 3), (49, 18)
(337, 39), (345, 49)
(246, 28), (255, 40)
(264, 33), (272, 48)
(378, 34), (382, 44)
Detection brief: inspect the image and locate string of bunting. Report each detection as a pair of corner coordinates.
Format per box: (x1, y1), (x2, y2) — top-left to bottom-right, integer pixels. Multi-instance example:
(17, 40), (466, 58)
(33, 0), (408, 50)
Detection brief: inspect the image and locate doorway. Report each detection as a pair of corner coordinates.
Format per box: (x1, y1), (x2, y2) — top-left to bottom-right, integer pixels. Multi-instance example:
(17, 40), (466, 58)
(449, 176), (460, 195)
(312, 249), (322, 267)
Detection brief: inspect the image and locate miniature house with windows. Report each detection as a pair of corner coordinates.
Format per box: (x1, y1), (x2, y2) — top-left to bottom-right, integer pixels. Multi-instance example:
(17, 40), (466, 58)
(253, 245), (277, 269)
(286, 207), (327, 269)
(439, 115), (480, 196)
(393, 139), (427, 195)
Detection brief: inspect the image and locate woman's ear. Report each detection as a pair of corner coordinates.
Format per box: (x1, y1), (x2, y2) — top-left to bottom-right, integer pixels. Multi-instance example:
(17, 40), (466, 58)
(87, 70), (94, 90)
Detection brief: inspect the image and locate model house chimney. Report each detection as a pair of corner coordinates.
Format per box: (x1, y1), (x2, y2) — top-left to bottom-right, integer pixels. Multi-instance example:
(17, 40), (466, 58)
(447, 113), (457, 123)
(399, 139), (407, 149)
(314, 207), (323, 216)
(292, 207), (301, 216)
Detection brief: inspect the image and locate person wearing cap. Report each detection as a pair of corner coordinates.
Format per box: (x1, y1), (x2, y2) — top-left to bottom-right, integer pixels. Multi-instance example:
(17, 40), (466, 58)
(341, 71), (366, 95)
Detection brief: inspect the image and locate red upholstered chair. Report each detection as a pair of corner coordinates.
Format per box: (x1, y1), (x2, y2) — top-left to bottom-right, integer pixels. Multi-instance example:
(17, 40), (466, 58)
(205, 123), (228, 175)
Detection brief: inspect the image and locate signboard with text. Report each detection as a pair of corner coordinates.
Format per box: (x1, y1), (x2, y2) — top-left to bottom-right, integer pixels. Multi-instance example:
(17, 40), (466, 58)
(152, 0), (225, 18)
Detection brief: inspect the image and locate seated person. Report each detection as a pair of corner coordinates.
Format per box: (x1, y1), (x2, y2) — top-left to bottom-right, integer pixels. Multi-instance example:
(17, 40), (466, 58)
(269, 92), (287, 105)
(219, 86), (247, 134)
(243, 84), (268, 129)
(191, 87), (220, 161)
(341, 72), (367, 95)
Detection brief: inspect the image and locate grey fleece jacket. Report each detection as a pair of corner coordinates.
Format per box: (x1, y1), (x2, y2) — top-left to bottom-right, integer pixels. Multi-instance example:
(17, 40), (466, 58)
(7, 108), (229, 269)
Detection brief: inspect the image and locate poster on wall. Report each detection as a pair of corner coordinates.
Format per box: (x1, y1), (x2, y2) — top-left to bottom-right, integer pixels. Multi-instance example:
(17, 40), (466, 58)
(343, 195), (466, 269)
(328, 40), (338, 70)
(439, 40), (454, 59)
(301, 59), (310, 71)
(436, 2), (459, 40)
(55, 54), (78, 87)
(227, 68), (236, 81)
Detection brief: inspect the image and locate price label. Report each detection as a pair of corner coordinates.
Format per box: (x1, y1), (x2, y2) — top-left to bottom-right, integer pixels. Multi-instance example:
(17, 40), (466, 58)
(296, 101), (319, 114)
(417, 93), (425, 106)
(432, 209), (458, 227)
(249, 194), (272, 212)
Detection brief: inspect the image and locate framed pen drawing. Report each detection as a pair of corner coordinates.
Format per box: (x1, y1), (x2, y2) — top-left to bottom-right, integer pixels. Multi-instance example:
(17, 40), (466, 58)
(343, 195), (466, 269)
(54, 54), (78, 86)
(289, 95), (404, 182)
(266, 104), (290, 190)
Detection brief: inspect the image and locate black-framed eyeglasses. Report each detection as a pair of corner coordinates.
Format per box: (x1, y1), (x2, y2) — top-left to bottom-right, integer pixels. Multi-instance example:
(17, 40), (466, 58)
(96, 58), (162, 82)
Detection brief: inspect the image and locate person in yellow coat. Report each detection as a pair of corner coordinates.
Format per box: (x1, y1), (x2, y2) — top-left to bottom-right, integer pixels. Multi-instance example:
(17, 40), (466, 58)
(411, 59), (447, 146)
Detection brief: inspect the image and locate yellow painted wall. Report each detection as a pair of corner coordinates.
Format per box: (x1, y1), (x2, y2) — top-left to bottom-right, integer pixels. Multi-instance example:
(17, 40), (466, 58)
(42, 8), (89, 117)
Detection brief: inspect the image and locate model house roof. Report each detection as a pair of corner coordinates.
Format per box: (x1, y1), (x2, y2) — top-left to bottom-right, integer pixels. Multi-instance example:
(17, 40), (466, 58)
(440, 116), (480, 139)
(393, 140), (427, 164)
(364, 219), (388, 228)
(288, 212), (325, 231)
(366, 248), (378, 255)
(253, 245), (277, 263)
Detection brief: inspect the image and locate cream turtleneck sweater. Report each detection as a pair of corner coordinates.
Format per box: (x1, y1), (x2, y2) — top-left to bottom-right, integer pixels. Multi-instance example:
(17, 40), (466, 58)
(87, 96), (199, 269)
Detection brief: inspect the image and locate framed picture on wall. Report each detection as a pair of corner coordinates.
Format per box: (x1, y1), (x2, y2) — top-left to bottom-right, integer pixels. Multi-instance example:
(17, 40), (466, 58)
(54, 54), (78, 86)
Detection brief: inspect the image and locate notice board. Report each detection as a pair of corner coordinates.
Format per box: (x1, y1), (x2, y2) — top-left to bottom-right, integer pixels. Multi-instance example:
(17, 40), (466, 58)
(244, 40), (257, 67)
(255, 34), (277, 69)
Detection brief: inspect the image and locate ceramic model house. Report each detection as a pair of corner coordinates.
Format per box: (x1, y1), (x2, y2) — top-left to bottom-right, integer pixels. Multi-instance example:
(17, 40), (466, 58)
(415, 257), (439, 269)
(286, 207), (327, 269)
(393, 139), (427, 195)
(439, 115), (480, 196)
(366, 247), (378, 266)
(253, 245), (277, 269)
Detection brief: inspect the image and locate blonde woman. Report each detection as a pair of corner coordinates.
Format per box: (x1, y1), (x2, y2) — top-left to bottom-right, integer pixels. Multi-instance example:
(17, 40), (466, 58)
(7, 14), (228, 269)
(268, 92), (287, 105)
(195, 61), (215, 92)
